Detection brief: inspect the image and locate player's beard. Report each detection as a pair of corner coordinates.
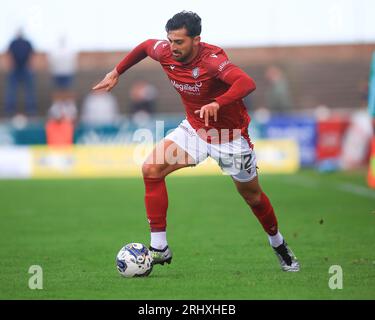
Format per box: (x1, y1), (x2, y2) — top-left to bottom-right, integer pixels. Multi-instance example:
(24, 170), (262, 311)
(172, 46), (193, 62)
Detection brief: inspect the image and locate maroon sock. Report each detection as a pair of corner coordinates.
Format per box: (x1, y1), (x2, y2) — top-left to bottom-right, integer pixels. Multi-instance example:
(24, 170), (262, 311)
(250, 192), (278, 236)
(143, 177), (168, 232)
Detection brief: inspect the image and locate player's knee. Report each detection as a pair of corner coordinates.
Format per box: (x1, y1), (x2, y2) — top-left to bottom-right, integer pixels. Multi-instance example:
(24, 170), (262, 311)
(142, 163), (164, 179)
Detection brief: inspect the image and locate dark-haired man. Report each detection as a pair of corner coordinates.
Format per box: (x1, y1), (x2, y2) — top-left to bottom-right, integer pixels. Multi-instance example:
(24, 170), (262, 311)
(5, 30), (37, 116)
(93, 11), (300, 272)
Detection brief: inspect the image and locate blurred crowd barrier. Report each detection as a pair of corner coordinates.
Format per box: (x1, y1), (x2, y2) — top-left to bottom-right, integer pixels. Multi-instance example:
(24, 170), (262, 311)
(0, 139), (299, 179)
(0, 108), (372, 179)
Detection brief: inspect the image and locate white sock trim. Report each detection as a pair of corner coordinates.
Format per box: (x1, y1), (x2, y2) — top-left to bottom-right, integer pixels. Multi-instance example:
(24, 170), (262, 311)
(268, 231), (284, 248)
(150, 231), (167, 250)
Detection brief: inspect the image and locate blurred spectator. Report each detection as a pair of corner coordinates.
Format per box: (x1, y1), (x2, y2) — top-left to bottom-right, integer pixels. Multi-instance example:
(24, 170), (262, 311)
(45, 92), (77, 146)
(264, 66), (293, 114)
(81, 91), (120, 126)
(129, 80), (158, 126)
(4, 29), (37, 116)
(47, 91), (78, 122)
(48, 36), (78, 91)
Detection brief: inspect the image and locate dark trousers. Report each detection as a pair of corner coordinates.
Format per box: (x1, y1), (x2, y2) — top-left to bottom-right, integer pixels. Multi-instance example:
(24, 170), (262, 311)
(5, 68), (37, 116)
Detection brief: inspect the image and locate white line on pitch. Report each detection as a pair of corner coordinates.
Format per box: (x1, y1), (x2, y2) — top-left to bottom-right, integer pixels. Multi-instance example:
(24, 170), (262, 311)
(285, 175), (375, 200)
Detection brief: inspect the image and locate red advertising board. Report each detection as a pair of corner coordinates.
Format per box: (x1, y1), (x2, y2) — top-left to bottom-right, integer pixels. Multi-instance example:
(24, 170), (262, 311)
(316, 116), (350, 161)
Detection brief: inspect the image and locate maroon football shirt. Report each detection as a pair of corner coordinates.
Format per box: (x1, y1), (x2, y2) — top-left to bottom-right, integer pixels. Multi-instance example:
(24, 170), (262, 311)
(117, 39), (256, 144)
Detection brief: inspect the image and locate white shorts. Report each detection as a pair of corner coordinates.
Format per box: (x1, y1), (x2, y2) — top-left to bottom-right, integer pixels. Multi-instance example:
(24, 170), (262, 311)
(165, 119), (257, 182)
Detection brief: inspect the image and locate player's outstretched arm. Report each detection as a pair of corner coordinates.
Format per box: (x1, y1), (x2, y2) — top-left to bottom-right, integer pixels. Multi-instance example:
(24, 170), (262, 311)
(92, 39), (160, 92)
(92, 68), (119, 92)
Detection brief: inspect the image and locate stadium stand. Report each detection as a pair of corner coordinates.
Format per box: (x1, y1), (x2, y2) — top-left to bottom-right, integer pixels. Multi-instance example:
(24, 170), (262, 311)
(1, 43), (374, 118)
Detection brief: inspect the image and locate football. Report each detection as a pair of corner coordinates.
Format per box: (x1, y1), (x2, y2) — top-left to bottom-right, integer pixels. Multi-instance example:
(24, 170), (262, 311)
(115, 243), (153, 278)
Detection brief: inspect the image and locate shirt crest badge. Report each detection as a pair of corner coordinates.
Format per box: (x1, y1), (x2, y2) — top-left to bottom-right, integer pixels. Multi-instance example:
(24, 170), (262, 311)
(192, 67), (200, 79)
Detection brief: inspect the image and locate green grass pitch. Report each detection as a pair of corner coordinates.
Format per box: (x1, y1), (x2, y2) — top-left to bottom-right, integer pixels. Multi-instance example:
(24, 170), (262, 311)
(0, 169), (374, 300)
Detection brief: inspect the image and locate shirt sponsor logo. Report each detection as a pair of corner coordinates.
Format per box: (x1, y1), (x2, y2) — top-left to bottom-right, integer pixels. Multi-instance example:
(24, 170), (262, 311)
(170, 80), (202, 95)
(170, 65), (175, 70)
(218, 60), (230, 72)
(192, 67), (200, 79)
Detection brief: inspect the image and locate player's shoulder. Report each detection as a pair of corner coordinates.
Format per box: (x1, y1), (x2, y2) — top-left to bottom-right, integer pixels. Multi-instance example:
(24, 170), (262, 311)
(147, 39), (171, 60)
(200, 42), (229, 62)
(150, 39), (169, 50)
(199, 42), (231, 75)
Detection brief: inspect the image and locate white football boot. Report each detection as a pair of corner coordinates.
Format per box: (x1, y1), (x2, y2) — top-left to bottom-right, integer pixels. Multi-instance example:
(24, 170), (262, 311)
(272, 241), (300, 272)
(149, 246), (173, 265)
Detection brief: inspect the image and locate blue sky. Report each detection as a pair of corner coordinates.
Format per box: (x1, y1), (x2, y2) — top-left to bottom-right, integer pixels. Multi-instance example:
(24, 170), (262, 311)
(1, 0), (375, 51)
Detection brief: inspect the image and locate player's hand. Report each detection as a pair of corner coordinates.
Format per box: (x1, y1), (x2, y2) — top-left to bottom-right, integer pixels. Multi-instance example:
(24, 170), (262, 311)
(194, 102), (220, 127)
(92, 68), (119, 91)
